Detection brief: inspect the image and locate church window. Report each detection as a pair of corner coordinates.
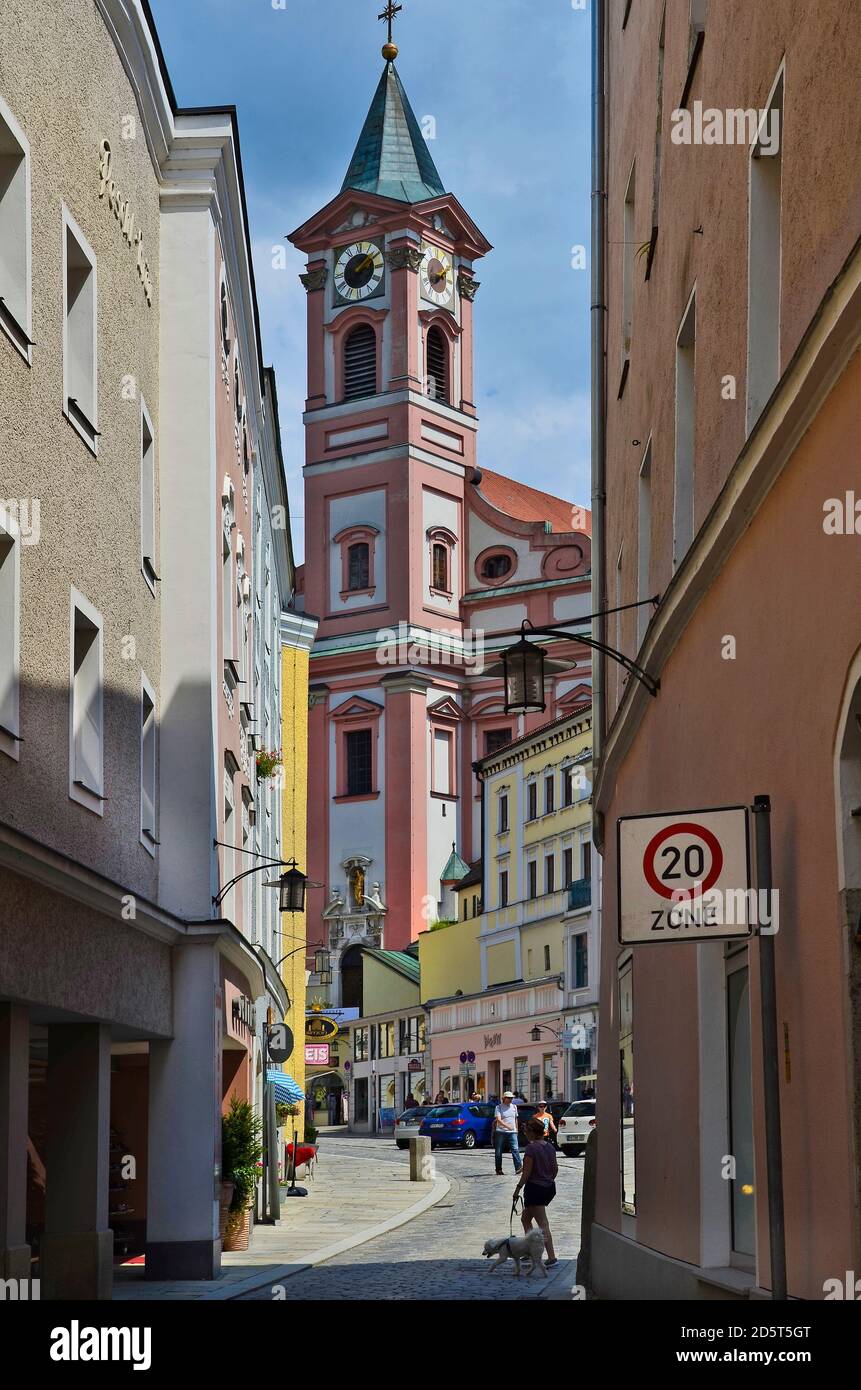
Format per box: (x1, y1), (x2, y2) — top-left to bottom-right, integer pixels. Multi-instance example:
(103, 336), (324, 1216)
(484, 727), (512, 755)
(432, 542), (448, 593)
(345, 728), (373, 796)
(348, 541), (370, 591)
(344, 322), (377, 399)
(481, 553), (512, 580)
(426, 325), (448, 403)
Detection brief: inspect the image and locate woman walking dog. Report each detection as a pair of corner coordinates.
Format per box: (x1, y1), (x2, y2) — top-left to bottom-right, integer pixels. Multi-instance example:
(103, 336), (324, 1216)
(514, 1117), (559, 1267)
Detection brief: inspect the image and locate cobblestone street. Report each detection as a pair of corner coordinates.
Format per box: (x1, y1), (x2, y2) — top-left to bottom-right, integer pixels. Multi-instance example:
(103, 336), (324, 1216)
(237, 1134), (585, 1301)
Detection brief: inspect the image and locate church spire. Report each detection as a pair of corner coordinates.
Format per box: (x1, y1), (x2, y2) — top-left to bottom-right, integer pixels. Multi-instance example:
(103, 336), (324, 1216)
(341, 22), (446, 205)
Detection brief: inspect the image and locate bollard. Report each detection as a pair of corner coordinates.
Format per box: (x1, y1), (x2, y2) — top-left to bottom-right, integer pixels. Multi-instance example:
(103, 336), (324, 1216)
(409, 1135), (431, 1181)
(575, 1126), (597, 1293)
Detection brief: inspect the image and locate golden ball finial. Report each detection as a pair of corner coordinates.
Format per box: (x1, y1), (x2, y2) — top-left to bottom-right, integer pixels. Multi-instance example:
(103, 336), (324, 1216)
(382, 41), (399, 60)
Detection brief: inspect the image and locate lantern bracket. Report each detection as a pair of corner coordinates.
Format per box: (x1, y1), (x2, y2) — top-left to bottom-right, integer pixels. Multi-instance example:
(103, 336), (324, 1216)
(510, 598), (661, 702)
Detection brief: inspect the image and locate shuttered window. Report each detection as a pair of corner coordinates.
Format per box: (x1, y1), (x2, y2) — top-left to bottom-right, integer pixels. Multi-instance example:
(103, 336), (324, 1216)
(344, 323), (377, 400)
(426, 326), (448, 403)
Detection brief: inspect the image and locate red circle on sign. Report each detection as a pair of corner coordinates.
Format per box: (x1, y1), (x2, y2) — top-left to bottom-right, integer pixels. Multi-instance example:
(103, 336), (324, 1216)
(643, 822), (724, 900)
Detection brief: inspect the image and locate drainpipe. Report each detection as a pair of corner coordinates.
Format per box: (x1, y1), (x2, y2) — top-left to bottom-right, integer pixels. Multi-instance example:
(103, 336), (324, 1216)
(590, 0), (608, 850)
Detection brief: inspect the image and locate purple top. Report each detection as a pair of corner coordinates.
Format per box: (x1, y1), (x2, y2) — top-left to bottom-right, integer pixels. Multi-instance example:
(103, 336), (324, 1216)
(525, 1140), (558, 1185)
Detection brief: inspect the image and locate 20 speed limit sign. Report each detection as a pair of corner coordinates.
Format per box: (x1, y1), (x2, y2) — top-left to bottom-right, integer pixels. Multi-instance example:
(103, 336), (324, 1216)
(617, 806), (752, 944)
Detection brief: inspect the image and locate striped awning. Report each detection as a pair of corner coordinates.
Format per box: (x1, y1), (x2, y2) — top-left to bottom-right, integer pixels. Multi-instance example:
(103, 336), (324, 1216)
(267, 1069), (304, 1105)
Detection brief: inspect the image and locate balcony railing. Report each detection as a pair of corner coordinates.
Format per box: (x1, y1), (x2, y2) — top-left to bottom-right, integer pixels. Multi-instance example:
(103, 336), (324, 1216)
(567, 877), (591, 911)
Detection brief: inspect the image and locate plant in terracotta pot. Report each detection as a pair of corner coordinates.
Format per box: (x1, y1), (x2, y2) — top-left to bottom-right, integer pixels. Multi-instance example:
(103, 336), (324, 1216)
(221, 1097), (263, 1251)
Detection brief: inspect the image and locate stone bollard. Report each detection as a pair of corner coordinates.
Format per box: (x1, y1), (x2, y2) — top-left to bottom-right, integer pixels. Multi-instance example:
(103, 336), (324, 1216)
(409, 1135), (432, 1181)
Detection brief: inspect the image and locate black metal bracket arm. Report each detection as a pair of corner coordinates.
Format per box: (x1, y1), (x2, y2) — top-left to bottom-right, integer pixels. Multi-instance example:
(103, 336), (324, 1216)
(522, 595), (662, 698)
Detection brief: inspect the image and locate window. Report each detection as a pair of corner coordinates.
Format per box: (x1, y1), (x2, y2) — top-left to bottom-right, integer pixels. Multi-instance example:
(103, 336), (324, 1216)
(747, 67), (784, 434)
(615, 544), (624, 702)
(141, 398), (156, 589)
(484, 728), (511, 755)
(346, 728), (373, 796)
(674, 289), (696, 569)
(377, 1021), (395, 1058)
(140, 675), (157, 851)
(0, 96), (31, 358)
(563, 847), (574, 888)
(681, 0), (707, 107)
(222, 531), (234, 665)
(347, 542), (370, 591)
(426, 325), (448, 403)
(543, 944), (551, 973)
(562, 766), (574, 807)
(621, 161), (636, 381)
(646, 8), (666, 279)
(344, 323), (377, 400)
(400, 1017), (425, 1054)
(498, 792), (509, 833)
(573, 933), (588, 989)
(499, 870), (509, 908)
(431, 542), (448, 593)
(481, 553), (512, 580)
(545, 854), (555, 894)
(432, 728), (452, 795)
(63, 209), (97, 449)
(527, 860), (538, 899)
(222, 769), (235, 920)
(582, 841), (592, 881)
(544, 774), (554, 814)
(472, 893), (479, 917)
(0, 509), (20, 753)
(354, 1028), (368, 1062)
(527, 782), (537, 821)
(70, 591), (104, 810)
(637, 441), (652, 642)
(514, 1057), (528, 1096)
(220, 278), (231, 354)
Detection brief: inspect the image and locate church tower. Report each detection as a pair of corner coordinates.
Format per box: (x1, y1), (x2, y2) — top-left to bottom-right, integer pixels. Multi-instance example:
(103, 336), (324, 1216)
(290, 17), (592, 1006)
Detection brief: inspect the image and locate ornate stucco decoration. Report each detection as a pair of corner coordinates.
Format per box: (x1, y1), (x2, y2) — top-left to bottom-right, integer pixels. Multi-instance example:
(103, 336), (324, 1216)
(300, 266), (328, 293)
(457, 269), (480, 301)
(385, 246), (423, 273)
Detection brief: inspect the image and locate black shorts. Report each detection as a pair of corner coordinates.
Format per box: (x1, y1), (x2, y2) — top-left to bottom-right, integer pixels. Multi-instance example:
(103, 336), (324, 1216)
(523, 1180), (556, 1208)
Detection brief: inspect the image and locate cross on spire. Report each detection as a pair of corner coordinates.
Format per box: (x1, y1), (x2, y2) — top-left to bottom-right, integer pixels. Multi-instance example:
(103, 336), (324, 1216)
(378, 1), (403, 49)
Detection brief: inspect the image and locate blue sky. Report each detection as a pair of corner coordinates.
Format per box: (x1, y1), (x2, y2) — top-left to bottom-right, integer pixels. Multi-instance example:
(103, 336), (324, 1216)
(149, 0), (592, 560)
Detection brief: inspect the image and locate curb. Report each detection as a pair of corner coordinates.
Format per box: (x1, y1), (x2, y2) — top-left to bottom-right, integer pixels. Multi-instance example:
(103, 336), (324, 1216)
(215, 1168), (452, 1301)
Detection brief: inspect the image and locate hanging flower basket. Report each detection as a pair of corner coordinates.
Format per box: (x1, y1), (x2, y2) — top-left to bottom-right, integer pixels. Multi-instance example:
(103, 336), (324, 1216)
(255, 749), (282, 781)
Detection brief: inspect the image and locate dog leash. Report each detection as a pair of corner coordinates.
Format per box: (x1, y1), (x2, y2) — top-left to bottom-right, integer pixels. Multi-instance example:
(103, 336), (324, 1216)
(509, 1190), (524, 1237)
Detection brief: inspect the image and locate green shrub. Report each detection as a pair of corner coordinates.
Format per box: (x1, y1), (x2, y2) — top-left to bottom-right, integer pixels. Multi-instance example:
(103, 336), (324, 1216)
(222, 1097), (263, 1211)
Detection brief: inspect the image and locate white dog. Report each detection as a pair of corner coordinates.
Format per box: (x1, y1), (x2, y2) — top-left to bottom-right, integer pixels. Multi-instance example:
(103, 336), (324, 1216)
(482, 1229), (547, 1277)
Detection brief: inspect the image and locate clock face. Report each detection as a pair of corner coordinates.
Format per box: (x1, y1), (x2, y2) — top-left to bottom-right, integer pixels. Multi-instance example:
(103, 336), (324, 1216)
(334, 241), (384, 302)
(421, 242), (454, 307)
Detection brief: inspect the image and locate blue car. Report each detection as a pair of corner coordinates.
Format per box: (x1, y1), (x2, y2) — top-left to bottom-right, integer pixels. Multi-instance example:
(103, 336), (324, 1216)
(419, 1102), (496, 1150)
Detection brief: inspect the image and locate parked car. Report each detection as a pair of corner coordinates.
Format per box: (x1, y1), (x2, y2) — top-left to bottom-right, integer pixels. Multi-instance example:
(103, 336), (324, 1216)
(419, 1102), (496, 1149)
(515, 1100), (570, 1148)
(394, 1106), (434, 1149)
(557, 1099), (597, 1155)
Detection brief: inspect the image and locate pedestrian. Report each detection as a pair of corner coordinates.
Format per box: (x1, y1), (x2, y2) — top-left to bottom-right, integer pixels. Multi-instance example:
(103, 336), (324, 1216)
(434, 1089), (447, 1105)
(534, 1099), (558, 1144)
(514, 1117), (559, 1267)
(492, 1090), (523, 1175)
(405, 1091), (418, 1109)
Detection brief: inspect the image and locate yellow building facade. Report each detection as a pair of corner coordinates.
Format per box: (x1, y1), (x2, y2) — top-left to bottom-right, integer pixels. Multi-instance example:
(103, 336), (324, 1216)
(280, 613), (318, 1127)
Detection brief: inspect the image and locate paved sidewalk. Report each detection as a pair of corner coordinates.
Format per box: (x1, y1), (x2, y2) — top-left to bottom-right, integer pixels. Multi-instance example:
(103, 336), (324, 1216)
(113, 1138), (449, 1301)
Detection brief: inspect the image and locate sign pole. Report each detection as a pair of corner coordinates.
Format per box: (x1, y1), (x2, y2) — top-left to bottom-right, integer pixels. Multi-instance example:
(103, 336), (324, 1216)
(753, 794), (787, 1300)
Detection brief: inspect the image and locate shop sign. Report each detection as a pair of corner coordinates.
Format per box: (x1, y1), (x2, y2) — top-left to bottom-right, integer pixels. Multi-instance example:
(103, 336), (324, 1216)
(97, 141), (154, 305)
(484, 1032), (502, 1050)
(305, 1043), (330, 1065)
(305, 1014), (339, 1042)
(407, 1057), (422, 1072)
(231, 994), (256, 1035)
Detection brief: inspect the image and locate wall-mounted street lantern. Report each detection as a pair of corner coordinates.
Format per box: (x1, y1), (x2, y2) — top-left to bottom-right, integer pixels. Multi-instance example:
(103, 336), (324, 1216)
(501, 601), (662, 715)
(279, 861), (308, 913)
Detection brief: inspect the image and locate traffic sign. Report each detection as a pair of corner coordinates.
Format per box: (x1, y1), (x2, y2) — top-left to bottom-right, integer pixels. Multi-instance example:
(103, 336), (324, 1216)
(268, 1023), (294, 1062)
(618, 805), (752, 944)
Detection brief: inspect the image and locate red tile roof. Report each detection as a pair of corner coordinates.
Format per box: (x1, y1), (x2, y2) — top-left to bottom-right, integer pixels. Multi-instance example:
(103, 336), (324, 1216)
(474, 468), (591, 536)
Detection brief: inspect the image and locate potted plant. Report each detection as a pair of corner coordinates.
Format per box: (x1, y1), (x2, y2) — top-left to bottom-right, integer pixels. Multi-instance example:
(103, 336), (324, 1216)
(276, 1101), (301, 1130)
(221, 1096), (263, 1252)
(255, 748), (281, 782)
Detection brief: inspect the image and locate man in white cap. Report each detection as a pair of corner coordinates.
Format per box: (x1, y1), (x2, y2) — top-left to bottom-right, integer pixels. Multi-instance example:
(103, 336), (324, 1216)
(492, 1090), (523, 1175)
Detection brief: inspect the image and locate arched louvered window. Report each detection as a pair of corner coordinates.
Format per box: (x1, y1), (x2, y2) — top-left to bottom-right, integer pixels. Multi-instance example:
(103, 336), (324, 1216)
(344, 323), (377, 400)
(348, 542), (370, 591)
(426, 326), (448, 403)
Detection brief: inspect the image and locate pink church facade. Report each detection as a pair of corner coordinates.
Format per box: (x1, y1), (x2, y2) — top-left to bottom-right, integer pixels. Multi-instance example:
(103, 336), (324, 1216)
(291, 60), (592, 1001)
